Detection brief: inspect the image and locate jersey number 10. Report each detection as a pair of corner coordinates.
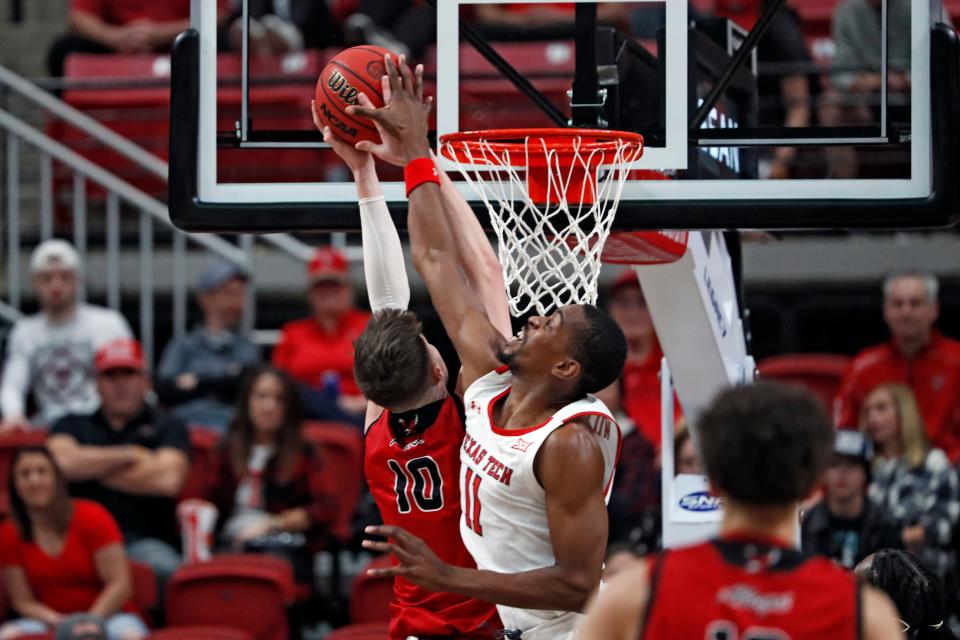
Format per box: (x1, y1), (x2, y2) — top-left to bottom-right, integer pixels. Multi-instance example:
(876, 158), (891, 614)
(388, 457), (443, 513)
(709, 623), (790, 640)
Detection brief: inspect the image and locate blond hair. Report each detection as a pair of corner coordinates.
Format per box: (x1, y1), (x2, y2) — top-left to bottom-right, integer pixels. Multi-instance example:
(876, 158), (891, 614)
(860, 383), (928, 468)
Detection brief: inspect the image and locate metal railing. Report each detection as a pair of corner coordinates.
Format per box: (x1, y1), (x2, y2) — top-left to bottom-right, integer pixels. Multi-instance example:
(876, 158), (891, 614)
(0, 62), (324, 367)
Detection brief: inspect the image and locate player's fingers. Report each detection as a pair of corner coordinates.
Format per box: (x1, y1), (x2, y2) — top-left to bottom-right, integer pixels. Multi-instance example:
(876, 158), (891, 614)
(423, 96), (434, 116)
(357, 91), (375, 110)
(384, 54), (401, 92)
(354, 140), (376, 153)
(311, 101), (323, 131)
(361, 539), (393, 554)
(381, 73), (392, 104)
(399, 55), (416, 92)
(367, 566), (404, 578)
(388, 525), (422, 548)
(415, 63), (424, 102)
(346, 105), (383, 122)
(365, 524), (398, 539)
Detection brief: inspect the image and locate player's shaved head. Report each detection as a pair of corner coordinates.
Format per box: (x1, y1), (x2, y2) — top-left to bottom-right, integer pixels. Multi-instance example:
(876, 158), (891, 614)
(354, 308), (430, 408)
(697, 382), (833, 506)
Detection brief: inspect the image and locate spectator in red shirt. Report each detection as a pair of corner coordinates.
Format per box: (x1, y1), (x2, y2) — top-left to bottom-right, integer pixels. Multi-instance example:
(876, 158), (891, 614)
(834, 272), (960, 462)
(47, 0), (229, 79)
(205, 366), (337, 585)
(0, 446), (147, 640)
(605, 270), (682, 449)
(272, 247), (370, 425)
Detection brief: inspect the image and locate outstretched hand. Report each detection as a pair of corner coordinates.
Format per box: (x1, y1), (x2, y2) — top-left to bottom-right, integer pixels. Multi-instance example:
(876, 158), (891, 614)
(362, 524), (455, 593)
(353, 72), (428, 167)
(347, 55), (433, 161)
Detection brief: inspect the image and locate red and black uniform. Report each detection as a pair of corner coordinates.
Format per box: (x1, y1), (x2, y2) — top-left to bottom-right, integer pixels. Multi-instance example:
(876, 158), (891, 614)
(365, 396), (501, 640)
(642, 535), (861, 640)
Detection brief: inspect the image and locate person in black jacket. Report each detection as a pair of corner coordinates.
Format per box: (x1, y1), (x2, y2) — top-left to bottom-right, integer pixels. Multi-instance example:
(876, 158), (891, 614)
(802, 429), (902, 568)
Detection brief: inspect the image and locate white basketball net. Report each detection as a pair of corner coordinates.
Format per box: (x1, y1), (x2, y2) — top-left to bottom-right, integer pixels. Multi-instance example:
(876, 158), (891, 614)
(441, 134), (643, 317)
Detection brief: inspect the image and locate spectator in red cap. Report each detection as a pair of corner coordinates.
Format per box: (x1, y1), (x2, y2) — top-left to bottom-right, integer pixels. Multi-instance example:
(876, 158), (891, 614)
(605, 270), (682, 449)
(47, 338), (191, 592)
(272, 247), (370, 425)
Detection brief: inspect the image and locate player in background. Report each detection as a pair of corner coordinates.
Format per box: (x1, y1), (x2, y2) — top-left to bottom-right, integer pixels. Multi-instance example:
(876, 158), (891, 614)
(354, 56), (626, 640)
(311, 70), (507, 639)
(578, 382), (904, 640)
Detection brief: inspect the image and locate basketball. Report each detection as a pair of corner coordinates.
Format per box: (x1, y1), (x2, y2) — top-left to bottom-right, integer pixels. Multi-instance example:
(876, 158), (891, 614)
(315, 45), (396, 145)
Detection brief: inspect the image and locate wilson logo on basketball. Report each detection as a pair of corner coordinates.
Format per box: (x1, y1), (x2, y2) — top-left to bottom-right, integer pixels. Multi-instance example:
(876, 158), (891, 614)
(327, 69), (361, 106)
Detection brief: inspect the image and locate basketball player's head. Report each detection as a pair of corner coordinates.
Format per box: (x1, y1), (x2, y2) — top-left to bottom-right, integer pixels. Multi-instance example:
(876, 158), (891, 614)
(497, 304), (627, 399)
(354, 308), (448, 410)
(856, 550), (954, 640)
(697, 382), (833, 507)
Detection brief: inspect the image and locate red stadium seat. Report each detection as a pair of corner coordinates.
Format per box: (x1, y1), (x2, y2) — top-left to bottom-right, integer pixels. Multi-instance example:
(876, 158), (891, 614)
(349, 555), (394, 625)
(757, 353), (851, 411)
(178, 426), (221, 501)
(301, 421), (364, 543)
(165, 554), (295, 640)
(205, 554), (296, 604)
(325, 622), (390, 640)
(129, 560), (157, 624)
(149, 626), (255, 640)
(0, 430), (48, 519)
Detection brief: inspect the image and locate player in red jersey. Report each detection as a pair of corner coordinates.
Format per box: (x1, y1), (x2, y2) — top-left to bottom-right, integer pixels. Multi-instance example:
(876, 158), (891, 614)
(312, 67), (508, 639)
(579, 382), (903, 640)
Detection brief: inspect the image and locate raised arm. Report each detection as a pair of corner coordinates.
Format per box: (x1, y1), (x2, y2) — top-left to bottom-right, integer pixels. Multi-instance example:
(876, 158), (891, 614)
(355, 73), (511, 339)
(434, 155), (512, 339)
(314, 101), (410, 428)
(363, 423), (609, 612)
(348, 56), (505, 386)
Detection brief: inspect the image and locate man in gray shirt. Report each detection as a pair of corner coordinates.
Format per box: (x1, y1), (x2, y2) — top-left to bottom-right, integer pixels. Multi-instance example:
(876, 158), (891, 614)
(1, 240), (131, 430)
(155, 260), (260, 431)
